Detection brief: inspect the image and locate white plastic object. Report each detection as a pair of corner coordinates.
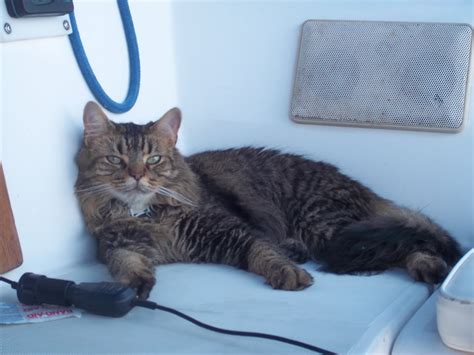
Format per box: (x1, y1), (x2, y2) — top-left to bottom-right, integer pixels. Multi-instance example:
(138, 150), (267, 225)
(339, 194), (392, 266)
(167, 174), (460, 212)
(0, 1), (71, 43)
(437, 248), (474, 352)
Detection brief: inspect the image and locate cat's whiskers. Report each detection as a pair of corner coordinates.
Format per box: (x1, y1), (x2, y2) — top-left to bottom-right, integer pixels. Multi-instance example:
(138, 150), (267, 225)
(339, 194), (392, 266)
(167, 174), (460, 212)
(75, 182), (110, 193)
(76, 181), (129, 197)
(140, 183), (193, 206)
(153, 185), (195, 206)
(76, 185), (114, 196)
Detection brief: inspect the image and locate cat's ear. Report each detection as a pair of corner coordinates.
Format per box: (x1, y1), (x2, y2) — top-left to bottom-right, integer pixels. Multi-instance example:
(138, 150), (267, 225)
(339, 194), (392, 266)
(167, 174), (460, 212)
(83, 101), (114, 146)
(150, 107), (181, 146)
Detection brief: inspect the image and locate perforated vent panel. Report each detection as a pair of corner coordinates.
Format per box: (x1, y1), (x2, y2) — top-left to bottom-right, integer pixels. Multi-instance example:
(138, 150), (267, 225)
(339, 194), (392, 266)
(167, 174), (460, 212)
(291, 20), (473, 132)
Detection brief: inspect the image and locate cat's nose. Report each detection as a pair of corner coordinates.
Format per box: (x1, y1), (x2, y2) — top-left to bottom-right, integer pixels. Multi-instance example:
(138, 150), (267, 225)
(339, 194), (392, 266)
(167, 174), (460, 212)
(129, 170), (144, 181)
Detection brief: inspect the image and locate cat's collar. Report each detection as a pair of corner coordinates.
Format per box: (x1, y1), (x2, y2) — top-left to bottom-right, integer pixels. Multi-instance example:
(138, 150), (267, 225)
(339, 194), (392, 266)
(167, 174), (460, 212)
(129, 206), (155, 219)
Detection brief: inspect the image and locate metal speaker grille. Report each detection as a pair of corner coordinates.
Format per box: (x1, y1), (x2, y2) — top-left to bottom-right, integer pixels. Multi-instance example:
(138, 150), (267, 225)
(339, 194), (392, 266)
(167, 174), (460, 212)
(291, 20), (473, 132)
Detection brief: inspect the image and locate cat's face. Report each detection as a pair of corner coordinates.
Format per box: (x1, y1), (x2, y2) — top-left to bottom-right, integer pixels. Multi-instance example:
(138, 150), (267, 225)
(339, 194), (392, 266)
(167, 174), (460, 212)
(76, 102), (182, 208)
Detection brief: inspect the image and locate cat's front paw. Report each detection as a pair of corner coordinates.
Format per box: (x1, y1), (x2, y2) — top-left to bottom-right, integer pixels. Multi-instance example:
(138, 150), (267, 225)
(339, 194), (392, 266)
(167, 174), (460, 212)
(267, 264), (314, 291)
(109, 249), (157, 299)
(119, 269), (156, 300)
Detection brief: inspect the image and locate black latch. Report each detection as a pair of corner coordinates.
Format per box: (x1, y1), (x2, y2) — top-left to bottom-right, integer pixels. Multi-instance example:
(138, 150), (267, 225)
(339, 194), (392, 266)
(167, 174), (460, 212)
(5, 0), (74, 18)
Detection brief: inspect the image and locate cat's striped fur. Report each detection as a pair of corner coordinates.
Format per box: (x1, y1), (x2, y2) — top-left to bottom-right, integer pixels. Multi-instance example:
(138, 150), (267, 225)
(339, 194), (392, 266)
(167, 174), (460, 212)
(75, 102), (461, 299)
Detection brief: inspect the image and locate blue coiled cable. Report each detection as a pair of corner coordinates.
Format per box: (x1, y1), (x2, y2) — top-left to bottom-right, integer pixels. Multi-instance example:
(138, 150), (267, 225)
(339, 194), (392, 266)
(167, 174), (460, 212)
(68, 0), (140, 113)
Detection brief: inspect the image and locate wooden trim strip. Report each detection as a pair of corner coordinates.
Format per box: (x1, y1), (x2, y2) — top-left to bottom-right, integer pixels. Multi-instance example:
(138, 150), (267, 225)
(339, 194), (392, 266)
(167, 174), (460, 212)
(0, 163), (23, 273)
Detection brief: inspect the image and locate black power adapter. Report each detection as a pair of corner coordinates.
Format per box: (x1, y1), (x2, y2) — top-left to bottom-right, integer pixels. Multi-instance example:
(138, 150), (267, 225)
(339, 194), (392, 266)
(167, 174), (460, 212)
(15, 273), (136, 317)
(1, 273), (335, 355)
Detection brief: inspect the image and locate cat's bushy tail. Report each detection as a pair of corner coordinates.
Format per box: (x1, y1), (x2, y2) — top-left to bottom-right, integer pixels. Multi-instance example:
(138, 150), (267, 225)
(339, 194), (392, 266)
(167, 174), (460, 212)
(319, 201), (462, 284)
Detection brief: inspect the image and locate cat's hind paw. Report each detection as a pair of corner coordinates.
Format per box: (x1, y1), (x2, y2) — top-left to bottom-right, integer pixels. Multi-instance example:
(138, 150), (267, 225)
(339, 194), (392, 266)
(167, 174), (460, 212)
(267, 264), (314, 291)
(406, 252), (448, 284)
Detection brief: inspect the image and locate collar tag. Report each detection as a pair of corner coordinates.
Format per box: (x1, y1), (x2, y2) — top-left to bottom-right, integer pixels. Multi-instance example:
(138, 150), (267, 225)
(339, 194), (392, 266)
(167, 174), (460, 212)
(130, 206), (154, 218)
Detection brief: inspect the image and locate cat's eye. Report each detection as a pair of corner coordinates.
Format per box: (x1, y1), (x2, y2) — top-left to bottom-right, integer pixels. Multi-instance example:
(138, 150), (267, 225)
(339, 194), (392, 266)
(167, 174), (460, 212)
(106, 155), (122, 165)
(146, 155), (162, 165)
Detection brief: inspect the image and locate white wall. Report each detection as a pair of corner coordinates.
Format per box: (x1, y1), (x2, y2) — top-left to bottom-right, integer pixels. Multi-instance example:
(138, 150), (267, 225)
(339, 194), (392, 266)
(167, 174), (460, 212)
(0, 0), (472, 294)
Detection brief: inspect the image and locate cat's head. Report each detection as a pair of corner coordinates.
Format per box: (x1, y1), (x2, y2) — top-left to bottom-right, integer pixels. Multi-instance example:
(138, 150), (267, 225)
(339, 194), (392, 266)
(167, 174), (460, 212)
(76, 102), (193, 208)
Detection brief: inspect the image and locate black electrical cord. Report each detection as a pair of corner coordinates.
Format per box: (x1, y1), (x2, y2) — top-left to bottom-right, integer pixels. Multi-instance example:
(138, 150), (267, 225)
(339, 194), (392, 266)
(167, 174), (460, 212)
(0, 274), (336, 355)
(0, 276), (17, 288)
(135, 300), (336, 355)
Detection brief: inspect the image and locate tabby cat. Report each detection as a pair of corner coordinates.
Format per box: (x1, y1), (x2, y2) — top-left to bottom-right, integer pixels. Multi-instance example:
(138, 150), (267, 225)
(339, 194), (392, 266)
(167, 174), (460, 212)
(75, 102), (461, 299)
